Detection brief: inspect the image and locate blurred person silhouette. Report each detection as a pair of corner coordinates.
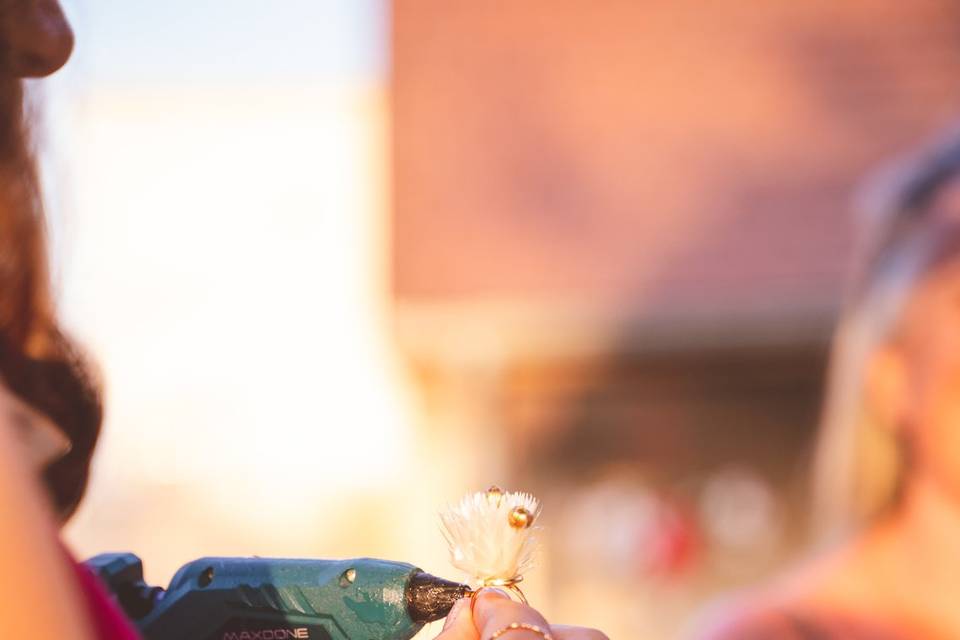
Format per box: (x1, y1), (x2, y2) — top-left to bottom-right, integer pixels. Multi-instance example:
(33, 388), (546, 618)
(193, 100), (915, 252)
(0, 0), (131, 637)
(0, 2), (608, 639)
(699, 129), (960, 639)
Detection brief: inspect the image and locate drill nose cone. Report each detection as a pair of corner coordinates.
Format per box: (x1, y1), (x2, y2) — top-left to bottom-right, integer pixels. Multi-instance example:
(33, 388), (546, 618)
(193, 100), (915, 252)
(405, 571), (471, 623)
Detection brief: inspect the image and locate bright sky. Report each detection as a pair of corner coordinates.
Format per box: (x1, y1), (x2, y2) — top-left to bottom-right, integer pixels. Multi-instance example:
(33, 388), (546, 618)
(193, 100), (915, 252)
(52, 0), (449, 593)
(66, 0), (386, 86)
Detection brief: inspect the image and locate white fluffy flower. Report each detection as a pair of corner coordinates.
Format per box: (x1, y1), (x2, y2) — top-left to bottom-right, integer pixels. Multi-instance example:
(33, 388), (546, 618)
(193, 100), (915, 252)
(439, 488), (542, 586)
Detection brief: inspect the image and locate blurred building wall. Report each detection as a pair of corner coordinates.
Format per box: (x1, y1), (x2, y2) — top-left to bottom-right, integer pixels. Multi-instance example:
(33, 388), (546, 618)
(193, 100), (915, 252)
(391, 1), (960, 637)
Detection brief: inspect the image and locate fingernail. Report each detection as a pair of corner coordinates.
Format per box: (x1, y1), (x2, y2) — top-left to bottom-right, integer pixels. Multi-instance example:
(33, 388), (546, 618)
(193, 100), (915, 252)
(478, 587), (510, 600)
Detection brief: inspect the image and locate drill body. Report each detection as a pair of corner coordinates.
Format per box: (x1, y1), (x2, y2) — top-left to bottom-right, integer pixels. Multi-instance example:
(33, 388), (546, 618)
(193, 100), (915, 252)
(87, 554), (468, 640)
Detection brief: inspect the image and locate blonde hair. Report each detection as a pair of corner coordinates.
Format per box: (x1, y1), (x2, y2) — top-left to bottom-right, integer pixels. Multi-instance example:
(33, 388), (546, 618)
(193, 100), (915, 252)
(812, 129), (960, 540)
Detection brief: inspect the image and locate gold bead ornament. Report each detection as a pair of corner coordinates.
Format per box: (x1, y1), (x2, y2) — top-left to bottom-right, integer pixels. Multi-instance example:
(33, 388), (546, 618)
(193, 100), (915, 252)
(508, 506), (534, 529)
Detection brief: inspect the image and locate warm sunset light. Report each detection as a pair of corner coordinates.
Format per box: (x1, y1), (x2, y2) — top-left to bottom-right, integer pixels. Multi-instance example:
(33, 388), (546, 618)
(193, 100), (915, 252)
(2, 1), (954, 638)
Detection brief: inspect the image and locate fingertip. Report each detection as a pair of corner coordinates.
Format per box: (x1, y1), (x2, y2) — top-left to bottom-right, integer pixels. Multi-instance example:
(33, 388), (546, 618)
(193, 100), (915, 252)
(471, 588), (521, 630)
(474, 587), (511, 603)
(470, 588), (510, 623)
(441, 597), (471, 631)
(471, 590), (551, 639)
(434, 597), (476, 639)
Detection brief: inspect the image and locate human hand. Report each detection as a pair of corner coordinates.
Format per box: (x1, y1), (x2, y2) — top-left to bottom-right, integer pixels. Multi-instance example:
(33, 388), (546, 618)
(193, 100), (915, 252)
(433, 588), (608, 640)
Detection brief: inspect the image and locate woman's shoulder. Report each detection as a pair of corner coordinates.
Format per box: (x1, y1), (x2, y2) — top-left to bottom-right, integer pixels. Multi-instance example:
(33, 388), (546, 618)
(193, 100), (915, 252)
(691, 545), (903, 639)
(694, 599), (904, 640)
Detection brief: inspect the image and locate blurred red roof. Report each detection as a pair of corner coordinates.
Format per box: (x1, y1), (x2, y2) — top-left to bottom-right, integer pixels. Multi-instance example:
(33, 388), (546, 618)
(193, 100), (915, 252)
(392, 0), (960, 331)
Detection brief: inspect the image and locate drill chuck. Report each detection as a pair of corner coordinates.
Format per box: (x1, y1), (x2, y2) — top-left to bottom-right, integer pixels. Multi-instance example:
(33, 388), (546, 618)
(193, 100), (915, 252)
(405, 572), (471, 623)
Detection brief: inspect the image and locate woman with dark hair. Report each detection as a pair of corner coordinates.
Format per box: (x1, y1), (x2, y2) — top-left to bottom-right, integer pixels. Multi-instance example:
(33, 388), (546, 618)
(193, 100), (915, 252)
(0, 1), (135, 637)
(699, 130), (960, 639)
(0, 1), (142, 637)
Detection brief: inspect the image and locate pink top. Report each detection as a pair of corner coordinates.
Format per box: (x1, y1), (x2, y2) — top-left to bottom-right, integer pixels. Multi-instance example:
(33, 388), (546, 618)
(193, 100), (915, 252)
(70, 559), (142, 640)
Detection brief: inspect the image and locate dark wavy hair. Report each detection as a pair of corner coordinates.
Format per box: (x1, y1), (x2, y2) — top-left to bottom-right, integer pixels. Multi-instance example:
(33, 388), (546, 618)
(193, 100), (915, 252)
(0, 76), (102, 519)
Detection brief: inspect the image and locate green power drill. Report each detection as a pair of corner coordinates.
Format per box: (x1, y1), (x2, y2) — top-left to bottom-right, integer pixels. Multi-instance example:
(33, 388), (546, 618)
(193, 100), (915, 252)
(86, 553), (471, 640)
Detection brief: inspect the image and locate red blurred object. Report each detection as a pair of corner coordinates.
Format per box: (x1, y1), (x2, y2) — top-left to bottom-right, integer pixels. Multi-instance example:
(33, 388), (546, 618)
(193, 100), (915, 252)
(70, 558), (141, 639)
(639, 499), (702, 580)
